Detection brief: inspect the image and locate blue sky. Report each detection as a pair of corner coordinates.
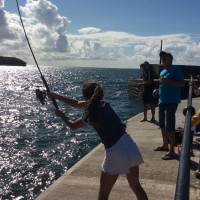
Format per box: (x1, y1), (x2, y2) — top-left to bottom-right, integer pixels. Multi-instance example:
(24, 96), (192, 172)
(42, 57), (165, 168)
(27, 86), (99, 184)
(1, 0), (200, 68)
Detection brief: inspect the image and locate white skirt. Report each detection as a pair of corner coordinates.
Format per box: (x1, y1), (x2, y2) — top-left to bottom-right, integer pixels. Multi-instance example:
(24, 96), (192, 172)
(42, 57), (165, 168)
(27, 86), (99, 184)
(102, 133), (144, 175)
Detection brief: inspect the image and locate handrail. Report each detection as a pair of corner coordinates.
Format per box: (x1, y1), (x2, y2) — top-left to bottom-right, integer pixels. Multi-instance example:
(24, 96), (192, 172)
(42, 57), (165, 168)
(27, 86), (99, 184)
(175, 76), (195, 200)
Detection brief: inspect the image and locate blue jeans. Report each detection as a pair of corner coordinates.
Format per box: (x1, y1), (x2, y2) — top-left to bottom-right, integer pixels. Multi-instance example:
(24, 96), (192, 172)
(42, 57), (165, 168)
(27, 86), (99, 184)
(159, 103), (178, 132)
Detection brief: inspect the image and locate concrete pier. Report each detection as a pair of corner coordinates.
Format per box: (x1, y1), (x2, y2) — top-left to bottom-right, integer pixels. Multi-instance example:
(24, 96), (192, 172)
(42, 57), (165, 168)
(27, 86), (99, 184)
(35, 98), (200, 200)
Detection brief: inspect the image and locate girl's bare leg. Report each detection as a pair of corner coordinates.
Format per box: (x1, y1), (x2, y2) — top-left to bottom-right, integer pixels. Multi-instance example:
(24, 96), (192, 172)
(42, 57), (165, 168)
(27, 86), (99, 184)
(98, 171), (118, 200)
(126, 166), (148, 200)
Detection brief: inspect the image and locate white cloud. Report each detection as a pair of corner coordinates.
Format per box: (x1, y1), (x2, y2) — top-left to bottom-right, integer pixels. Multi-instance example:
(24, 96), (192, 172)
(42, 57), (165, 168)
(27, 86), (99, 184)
(67, 32), (194, 65)
(1, 0), (200, 68)
(78, 27), (101, 35)
(0, 0), (4, 8)
(19, 0), (70, 53)
(21, 0), (71, 29)
(0, 0), (16, 41)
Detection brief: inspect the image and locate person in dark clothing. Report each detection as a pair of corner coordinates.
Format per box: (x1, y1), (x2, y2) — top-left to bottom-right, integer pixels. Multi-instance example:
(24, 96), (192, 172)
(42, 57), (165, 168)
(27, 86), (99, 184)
(48, 80), (148, 200)
(137, 61), (155, 122)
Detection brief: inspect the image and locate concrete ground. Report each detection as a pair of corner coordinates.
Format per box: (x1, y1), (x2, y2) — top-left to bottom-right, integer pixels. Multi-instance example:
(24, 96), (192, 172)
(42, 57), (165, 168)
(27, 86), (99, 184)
(35, 98), (200, 200)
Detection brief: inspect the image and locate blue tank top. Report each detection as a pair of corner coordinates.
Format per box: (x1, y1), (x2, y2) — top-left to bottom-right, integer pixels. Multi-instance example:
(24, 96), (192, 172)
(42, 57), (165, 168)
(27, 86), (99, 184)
(82, 102), (126, 149)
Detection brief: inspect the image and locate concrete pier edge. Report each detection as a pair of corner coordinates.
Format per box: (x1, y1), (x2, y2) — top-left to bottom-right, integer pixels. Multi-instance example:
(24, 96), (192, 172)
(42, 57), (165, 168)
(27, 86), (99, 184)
(35, 98), (200, 200)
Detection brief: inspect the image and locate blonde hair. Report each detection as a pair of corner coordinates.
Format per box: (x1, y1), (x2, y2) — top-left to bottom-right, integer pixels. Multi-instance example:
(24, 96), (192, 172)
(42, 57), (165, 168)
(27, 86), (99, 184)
(82, 80), (104, 125)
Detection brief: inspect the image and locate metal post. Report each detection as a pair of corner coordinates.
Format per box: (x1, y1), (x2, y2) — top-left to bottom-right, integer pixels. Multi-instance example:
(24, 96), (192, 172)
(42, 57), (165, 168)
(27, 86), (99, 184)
(175, 76), (195, 200)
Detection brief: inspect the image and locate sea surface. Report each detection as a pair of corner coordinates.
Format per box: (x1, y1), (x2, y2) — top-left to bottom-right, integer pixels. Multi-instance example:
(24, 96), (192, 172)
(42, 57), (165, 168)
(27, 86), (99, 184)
(0, 66), (143, 200)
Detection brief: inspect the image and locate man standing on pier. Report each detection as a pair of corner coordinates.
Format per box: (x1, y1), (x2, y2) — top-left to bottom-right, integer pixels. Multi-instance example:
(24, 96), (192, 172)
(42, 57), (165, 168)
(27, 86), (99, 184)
(137, 61), (156, 123)
(153, 51), (185, 160)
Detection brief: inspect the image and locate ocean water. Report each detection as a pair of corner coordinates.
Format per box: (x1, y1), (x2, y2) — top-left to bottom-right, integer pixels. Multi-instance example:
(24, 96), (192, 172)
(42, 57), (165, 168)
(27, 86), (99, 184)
(0, 66), (143, 199)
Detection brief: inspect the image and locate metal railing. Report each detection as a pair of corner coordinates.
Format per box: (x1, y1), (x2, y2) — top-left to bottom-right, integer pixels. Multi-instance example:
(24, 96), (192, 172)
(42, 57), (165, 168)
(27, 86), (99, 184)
(175, 76), (195, 200)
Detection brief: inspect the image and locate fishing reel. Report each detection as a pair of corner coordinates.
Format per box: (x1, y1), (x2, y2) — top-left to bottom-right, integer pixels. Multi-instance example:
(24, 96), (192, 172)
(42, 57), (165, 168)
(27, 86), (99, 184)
(35, 89), (47, 105)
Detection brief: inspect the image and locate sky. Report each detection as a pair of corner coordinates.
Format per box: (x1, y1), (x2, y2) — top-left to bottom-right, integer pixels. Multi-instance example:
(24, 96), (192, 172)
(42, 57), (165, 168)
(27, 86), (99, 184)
(1, 0), (200, 68)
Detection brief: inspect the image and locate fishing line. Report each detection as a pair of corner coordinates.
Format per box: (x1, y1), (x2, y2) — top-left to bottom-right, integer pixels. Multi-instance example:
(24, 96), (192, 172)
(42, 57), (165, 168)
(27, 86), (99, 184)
(16, 0), (59, 109)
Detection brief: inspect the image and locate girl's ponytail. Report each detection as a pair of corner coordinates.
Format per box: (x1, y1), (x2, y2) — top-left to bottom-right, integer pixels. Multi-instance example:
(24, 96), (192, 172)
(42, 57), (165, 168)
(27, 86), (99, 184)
(82, 81), (104, 125)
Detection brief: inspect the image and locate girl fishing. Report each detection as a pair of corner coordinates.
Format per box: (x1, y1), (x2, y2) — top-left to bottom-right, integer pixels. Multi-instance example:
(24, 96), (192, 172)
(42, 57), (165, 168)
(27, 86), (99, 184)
(48, 80), (148, 200)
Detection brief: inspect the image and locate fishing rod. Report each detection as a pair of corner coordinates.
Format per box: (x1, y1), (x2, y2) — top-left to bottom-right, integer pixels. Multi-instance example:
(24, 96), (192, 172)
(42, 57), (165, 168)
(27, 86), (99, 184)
(16, 0), (59, 109)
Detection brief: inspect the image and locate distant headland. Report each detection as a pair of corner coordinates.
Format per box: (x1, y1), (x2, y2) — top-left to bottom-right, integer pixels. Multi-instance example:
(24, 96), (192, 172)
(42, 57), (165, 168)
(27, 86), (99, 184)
(0, 56), (26, 66)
